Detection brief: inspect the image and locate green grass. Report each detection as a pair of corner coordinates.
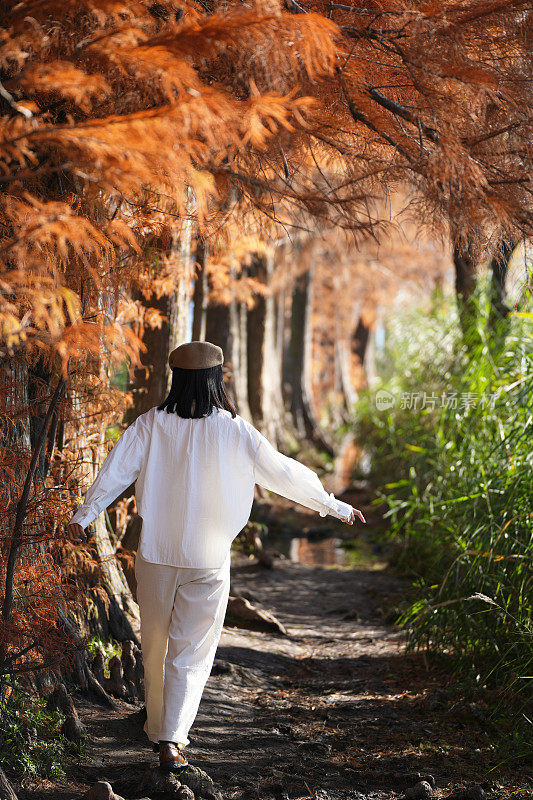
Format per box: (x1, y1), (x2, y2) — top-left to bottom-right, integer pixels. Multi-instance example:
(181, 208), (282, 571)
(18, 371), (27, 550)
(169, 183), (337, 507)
(353, 287), (533, 758)
(0, 678), (77, 780)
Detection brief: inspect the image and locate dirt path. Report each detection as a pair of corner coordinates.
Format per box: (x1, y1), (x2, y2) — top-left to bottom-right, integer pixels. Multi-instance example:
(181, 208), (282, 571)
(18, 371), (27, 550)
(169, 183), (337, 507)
(11, 437), (528, 800)
(17, 498), (528, 800)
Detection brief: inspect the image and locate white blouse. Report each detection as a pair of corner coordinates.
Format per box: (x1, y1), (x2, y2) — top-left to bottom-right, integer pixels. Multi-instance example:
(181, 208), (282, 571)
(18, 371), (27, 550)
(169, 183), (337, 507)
(71, 407), (353, 568)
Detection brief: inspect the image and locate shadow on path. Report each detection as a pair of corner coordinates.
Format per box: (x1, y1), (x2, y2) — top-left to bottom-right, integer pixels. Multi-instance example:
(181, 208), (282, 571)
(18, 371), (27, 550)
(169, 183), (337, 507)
(17, 541), (523, 799)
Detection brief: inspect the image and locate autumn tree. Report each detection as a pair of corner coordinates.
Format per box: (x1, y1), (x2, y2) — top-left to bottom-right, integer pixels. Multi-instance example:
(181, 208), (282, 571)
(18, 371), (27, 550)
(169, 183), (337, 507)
(0, 0), (340, 682)
(1, 0), (530, 707)
(220, 1), (531, 331)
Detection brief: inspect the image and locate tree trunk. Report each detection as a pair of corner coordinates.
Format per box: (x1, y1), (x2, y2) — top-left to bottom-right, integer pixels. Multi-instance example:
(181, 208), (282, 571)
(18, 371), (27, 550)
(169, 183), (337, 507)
(167, 219), (193, 388)
(83, 449), (140, 641)
(2, 376), (65, 625)
(132, 221), (193, 414)
(27, 358), (52, 479)
(205, 296), (238, 406)
(453, 238), (479, 342)
(70, 387), (140, 643)
(333, 299), (362, 417)
(192, 238), (208, 342)
(352, 316), (370, 368)
(131, 292), (172, 416)
(246, 254), (267, 426)
(230, 275), (252, 420)
(205, 269), (251, 419)
(488, 238), (516, 330)
(0, 357), (31, 670)
(92, 514), (140, 644)
(246, 254), (286, 443)
(265, 280), (288, 443)
(335, 336), (358, 412)
(285, 267), (335, 456)
(363, 326), (377, 389)
(286, 269), (310, 437)
(205, 300), (232, 358)
(0, 767), (18, 800)
(0, 355), (31, 465)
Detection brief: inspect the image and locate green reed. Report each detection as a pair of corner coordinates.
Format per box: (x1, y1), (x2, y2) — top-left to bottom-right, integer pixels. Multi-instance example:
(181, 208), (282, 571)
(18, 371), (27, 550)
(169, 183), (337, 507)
(354, 291), (532, 754)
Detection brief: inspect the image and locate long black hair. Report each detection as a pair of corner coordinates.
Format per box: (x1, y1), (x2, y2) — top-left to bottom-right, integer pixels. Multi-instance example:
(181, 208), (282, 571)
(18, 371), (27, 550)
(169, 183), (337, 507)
(157, 365), (236, 419)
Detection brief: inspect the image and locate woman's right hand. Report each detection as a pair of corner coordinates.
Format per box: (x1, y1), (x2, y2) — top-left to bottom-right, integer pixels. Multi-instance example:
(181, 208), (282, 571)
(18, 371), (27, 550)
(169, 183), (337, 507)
(66, 522), (86, 544)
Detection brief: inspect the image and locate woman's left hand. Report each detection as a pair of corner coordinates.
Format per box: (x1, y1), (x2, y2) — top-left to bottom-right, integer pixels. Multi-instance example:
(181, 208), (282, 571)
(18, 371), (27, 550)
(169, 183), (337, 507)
(343, 508), (366, 525)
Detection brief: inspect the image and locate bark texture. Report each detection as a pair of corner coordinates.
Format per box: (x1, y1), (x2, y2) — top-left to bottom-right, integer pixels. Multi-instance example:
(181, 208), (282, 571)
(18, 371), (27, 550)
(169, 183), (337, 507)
(246, 254), (285, 442)
(285, 268), (334, 456)
(488, 238), (516, 329)
(131, 292), (172, 416)
(192, 238), (208, 342)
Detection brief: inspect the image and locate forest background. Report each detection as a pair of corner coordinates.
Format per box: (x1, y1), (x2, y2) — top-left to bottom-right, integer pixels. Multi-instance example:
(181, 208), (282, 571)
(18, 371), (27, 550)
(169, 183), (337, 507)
(0, 0), (531, 793)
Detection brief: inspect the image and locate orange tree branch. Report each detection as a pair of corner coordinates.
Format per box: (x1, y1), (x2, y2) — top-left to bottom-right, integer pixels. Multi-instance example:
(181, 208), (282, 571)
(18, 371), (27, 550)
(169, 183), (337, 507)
(0, 162), (73, 184)
(364, 86), (440, 144)
(337, 69), (414, 163)
(2, 377), (66, 625)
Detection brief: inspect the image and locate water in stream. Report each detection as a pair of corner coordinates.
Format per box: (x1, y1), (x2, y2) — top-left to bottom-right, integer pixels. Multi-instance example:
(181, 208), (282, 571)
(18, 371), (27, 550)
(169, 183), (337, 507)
(288, 535), (347, 566)
(267, 530), (347, 567)
(266, 433), (361, 568)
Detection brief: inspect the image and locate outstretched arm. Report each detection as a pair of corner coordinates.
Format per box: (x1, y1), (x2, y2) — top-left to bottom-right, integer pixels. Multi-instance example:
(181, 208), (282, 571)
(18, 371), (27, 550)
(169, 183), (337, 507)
(67, 414), (149, 541)
(253, 433), (365, 524)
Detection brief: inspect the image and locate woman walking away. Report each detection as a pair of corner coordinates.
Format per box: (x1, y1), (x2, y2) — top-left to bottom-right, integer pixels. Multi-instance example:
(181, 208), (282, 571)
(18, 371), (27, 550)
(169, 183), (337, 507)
(67, 341), (366, 773)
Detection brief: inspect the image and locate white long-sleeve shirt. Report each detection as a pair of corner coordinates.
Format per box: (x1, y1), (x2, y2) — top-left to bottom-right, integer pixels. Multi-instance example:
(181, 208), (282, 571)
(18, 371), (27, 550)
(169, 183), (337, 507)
(70, 406), (353, 568)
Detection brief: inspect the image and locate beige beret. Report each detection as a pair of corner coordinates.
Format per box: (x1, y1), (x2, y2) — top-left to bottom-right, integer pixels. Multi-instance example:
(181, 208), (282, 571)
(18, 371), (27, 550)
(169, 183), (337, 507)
(168, 341), (224, 370)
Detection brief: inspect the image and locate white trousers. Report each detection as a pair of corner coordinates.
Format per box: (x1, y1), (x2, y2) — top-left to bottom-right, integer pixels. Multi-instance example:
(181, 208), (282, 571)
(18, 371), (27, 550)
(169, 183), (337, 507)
(135, 550), (231, 747)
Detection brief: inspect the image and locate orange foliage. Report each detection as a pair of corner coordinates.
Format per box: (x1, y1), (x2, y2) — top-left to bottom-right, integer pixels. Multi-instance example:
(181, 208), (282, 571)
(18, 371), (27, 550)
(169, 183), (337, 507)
(0, 0), (530, 678)
(0, 0), (339, 365)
